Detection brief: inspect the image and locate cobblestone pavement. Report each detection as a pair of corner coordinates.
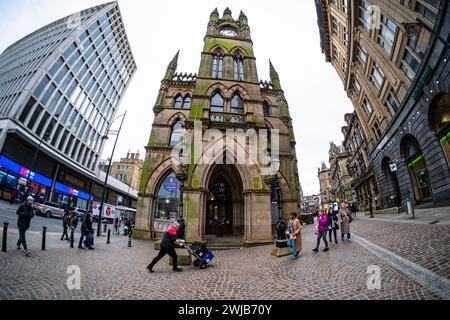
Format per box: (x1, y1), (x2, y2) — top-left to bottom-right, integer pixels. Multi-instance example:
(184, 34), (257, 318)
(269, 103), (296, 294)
(2, 215), (448, 300)
(351, 219), (450, 279)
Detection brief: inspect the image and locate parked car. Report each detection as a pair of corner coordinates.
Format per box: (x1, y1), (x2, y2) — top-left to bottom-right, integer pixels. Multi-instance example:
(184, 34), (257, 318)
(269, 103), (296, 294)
(34, 201), (65, 219)
(300, 211), (315, 225)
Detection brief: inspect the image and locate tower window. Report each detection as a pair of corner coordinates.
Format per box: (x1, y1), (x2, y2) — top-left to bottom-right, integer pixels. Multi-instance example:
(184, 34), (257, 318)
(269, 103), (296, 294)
(182, 96), (191, 109)
(212, 55), (223, 78)
(233, 58), (245, 81)
(173, 95), (182, 108)
(210, 92), (224, 112)
(263, 101), (270, 117)
(169, 121), (183, 146)
(231, 94), (244, 114)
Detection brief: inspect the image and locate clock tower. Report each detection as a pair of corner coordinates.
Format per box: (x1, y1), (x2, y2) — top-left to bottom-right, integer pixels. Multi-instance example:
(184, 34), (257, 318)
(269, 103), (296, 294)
(135, 8), (302, 246)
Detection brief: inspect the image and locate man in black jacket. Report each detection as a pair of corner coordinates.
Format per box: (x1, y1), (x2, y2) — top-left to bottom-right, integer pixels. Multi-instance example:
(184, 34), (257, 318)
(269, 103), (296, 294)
(79, 212), (94, 250)
(16, 196), (35, 256)
(61, 207), (70, 241)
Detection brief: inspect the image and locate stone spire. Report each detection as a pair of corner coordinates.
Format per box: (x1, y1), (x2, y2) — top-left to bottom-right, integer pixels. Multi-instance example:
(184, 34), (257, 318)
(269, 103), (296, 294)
(223, 7), (233, 21)
(269, 60), (282, 90)
(164, 50), (179, 80)
(239, 10), (248, 25)
(210, 8), (219, 22)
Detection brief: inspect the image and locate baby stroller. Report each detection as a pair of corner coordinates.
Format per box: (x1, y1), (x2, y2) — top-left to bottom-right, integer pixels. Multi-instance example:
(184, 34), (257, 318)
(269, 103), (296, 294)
(181, 241), (214, 269)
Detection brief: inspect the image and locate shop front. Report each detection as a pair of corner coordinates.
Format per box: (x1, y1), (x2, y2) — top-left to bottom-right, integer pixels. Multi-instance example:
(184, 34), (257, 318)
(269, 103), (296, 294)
(52, 169), (92, 210)
(0, 155), (52, 203)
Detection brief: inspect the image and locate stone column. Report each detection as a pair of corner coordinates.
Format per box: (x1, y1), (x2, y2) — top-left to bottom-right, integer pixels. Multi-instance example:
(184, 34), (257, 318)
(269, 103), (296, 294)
(134, 195), (152, 240)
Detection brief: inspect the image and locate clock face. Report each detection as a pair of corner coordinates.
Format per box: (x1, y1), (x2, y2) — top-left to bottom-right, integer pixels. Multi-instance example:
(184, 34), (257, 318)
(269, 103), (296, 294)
(220, 28), (237, 37)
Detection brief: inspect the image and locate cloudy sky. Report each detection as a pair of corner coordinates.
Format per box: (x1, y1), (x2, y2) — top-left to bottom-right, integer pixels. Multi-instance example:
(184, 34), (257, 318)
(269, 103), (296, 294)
(0, 0), (354, 195)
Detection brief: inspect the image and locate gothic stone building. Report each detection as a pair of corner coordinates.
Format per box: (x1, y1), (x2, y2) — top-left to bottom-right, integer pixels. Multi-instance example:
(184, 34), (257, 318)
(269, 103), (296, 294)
(134, 8), (301, 244)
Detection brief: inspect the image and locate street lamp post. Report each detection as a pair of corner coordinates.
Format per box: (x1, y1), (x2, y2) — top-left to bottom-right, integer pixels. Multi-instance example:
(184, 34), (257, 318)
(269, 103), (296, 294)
(97, 111), (127, 237)
(176, 164), (188, 240)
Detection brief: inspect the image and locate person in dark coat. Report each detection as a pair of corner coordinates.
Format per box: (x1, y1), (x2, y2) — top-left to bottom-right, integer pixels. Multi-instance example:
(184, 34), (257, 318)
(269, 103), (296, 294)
(147, 220), (184, 273)
(16, 196), (35, 256)
(79, 212), (94, 250)
(327, 208), (339, 244)
(61, 207), (70, 241)
(68, 211), (78, 245)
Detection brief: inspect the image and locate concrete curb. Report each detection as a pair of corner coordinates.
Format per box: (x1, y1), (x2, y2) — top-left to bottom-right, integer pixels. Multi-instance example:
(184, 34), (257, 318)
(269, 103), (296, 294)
(353, 233), (450, 300)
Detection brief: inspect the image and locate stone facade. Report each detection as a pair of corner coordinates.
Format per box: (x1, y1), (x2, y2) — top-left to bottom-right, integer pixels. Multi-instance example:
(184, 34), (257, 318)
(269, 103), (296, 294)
(110, 151), (143, 191)
(315, 0), (450, 209)
(134, 8), (301, 244)
(317, 162), (333, 207)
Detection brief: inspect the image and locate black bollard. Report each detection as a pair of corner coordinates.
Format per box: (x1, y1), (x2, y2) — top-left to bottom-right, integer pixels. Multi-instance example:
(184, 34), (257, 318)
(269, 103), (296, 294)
(2, 222), (9, 252)
(70, 229), (74, 248)
(128, 231), (132, 248)
(42, 226), (47, 251)
(106, 229), (111, 244)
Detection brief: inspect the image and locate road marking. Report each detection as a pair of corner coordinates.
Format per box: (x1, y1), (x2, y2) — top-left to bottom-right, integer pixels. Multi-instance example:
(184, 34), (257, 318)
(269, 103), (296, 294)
(353, 233), (450, 300)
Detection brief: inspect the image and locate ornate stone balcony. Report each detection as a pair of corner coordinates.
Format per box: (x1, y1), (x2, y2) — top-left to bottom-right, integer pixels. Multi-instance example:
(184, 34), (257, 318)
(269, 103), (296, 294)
(209, 111), (246, 124)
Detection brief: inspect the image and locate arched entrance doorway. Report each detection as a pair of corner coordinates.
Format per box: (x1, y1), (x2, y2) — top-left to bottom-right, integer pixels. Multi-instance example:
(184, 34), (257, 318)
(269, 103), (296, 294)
(205, 164), (244, 238)
(429, 93), (450, 170)
(381, 157), (401, 207)
(401, 135), (433, 203)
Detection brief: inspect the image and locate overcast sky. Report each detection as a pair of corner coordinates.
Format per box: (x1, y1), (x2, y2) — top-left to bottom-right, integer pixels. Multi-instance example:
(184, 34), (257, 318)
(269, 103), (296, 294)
(0, 0), (354, 195)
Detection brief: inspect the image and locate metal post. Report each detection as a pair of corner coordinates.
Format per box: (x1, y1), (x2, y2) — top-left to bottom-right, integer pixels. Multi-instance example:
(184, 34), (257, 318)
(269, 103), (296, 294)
(97, 111), (127, 237)
(2, 222), (9, 252)
(70, 229), (74, 248)
(128, 230), (132, 247)
(41, 226), (47, 251)
(106, 229), (111, 244)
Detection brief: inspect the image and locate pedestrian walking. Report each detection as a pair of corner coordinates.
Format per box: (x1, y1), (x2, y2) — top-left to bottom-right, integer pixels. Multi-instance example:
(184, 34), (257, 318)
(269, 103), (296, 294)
(328, 208), (339, 244)
(16, 196), (35, 256)
(147, 220), (184, 273)
(61, 207), (70, 241)
(68, 211), (78, 244)
(79, 211), (94, 250)
(286, 212), (302, 259)
(339, 203), (353, 241)
(114, 217), (119, 234)
(10, 189), (17, 204)
(350, 202), (357, 219)
(313, 210), (329, 252)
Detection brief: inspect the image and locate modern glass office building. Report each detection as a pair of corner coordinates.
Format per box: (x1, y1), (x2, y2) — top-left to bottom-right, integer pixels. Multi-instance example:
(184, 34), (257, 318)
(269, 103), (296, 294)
(0, 1), (137, 209)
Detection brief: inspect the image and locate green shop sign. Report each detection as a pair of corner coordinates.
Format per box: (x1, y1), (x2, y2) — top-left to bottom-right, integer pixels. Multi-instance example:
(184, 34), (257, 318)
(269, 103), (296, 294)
(412, 65), (432, 100)
(439, 130), (450, 143)
(407, 154), (424, 168)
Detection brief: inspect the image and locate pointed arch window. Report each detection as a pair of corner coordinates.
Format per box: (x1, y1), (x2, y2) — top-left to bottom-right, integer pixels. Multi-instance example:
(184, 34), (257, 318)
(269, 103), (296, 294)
(169, 120), (183, 146)
(155, 171), (180, 220)
(234, 58), (244, 80)
(182, 96), (191, 109)
(263, 100), (270, 117)
(211, 92), (224, 112)
(231, 93), (244, 114)
(212, 55), (223, 78)
(173, 95), (183, 109)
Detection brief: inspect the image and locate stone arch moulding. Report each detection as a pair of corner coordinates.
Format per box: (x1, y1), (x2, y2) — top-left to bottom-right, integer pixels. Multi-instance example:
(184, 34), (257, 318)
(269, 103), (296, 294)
(191, 143), (263, 192)
(210, 45), (227, 55)
(228, 84), (251, 101)
(167, 112), (188, 127)
(143, 157), (179, 196)
(230, 46), (246, 58)
(205, 82), (229, 99)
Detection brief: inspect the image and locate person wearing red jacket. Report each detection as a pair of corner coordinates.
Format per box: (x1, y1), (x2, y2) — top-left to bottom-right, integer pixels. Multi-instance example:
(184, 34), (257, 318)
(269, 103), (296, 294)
(147, 220), (184, 273)
(312, 210), (329, 252)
